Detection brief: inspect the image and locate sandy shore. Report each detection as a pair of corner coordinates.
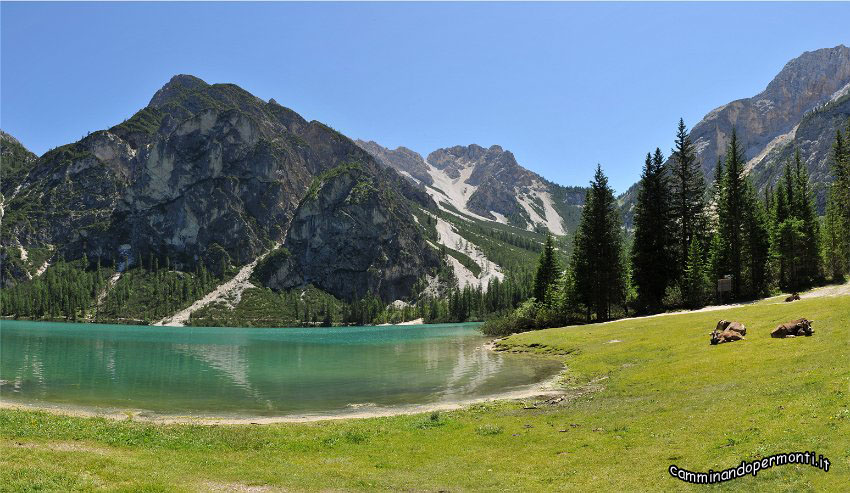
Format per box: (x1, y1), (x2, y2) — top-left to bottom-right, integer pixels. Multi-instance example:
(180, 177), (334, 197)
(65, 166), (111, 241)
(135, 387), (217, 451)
(0, 370), (565, 425)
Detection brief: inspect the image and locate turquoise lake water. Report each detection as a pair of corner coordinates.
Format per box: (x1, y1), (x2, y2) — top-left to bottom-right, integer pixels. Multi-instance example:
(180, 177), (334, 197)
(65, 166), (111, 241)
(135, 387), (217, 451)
(0, 320), (561, 417)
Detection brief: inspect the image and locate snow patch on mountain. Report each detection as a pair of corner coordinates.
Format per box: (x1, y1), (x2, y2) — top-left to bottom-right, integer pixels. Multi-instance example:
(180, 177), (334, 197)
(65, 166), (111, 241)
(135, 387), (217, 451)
(34, 260), (50, 277)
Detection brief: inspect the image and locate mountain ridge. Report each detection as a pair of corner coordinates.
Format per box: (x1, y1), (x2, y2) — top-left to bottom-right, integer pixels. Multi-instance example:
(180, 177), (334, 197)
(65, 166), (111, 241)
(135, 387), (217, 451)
(356, 139), (586, 236)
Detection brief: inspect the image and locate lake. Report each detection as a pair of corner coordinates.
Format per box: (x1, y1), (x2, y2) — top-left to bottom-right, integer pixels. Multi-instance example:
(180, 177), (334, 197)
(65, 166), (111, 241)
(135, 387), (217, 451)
(0, 320), (561, 418)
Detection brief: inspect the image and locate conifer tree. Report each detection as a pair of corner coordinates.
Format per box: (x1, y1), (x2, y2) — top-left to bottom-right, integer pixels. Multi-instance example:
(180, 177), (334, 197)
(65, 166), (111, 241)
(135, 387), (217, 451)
(682, 236), (710, 308)
(630, 149), (674, 313)
(712, 157), (725, 207)
(741, 179), (771, 296)
(771, 174), (790, 285)
(822, 182), (848, 280)
(670, 118), (707, 282)
(771, 151), (821, 290)
(717, 129), (746, 298)
(707, 232), (724, 300)
(569, 165), (626, 321)
(791, 150), (821, 285)
(713, 129), (772, 299)
(533, 234), (561, 305)
(823, 121), (850, 277)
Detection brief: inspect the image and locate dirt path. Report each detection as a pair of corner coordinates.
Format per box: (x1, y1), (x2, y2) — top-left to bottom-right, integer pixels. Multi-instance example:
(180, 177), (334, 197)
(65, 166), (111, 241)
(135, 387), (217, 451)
(798, 281), (850, 298)
(603, 280), (850, 325)
(154, 244), (280, 327)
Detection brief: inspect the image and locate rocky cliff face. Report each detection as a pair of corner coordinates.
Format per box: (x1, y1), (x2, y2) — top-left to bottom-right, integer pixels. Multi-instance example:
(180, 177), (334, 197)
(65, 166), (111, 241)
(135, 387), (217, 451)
(0, 130), (38, 200)
(620, 45), (850, 226)
(747, 89), (850, 211)
(358, 141), (586, 235)
(692, 45), (850, 179)
(355, 140), (433, 186)
(0, 75), (440, 302)
(0, 132), (41, 284)
(257, 161), (440, 302)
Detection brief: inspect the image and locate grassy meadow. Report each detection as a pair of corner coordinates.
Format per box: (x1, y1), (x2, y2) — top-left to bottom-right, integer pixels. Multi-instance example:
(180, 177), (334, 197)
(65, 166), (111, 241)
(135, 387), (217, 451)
(1, 292), (848, 491)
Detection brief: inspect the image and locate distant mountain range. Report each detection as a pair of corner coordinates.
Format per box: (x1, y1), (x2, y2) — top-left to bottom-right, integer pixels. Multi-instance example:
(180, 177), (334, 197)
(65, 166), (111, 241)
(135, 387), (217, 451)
(2, 44), (848, 317)
(355, 140), (586, 235)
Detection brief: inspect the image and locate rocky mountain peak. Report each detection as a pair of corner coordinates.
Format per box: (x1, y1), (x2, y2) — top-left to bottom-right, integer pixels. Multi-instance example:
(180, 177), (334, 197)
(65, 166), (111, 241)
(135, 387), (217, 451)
(354, 140), (433, 186)
(764, 45), (850, 99)
(0, 130), (38, 195)
(1, 130), (23, 147)
(363, 141), (581, 234)
(148, 74), (209, 108)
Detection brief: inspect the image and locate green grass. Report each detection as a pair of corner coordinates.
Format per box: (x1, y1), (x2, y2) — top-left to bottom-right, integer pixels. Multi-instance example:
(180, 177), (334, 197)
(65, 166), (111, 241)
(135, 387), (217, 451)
(1, 293), (847, 491)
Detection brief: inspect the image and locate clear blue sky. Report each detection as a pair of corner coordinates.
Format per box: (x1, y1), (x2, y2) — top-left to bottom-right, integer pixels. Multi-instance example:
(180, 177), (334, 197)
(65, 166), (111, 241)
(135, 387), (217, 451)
(2, 2), (849, 194)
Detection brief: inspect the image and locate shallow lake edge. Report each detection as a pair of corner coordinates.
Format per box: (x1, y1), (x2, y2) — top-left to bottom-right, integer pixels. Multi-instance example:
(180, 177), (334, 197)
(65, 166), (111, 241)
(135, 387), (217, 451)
(0, 368), (566, 425)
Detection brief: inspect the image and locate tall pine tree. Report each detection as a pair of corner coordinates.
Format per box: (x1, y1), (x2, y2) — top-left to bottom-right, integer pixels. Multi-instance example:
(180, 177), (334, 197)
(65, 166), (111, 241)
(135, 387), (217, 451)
(741, 179), (771, 297)
(822, 182), (848, 280)
(630, 148), (674, 313)
(822, 121), (850, 278)
(716, 128), (771, 299)
(772, 150), (821, 290)
(533, 233), (561, 305)
(570, 165), (626, 321)
(670, 118), (707, 284)
(682, 236), (710, 308)
(791, 149), (821, 286)
(717, 129), (746, 299)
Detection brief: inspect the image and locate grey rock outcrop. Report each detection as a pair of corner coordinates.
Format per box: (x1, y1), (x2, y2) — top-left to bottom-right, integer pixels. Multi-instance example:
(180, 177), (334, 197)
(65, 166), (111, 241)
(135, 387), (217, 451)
(257, 162), (440, 302)
(354, 140), (433, 186)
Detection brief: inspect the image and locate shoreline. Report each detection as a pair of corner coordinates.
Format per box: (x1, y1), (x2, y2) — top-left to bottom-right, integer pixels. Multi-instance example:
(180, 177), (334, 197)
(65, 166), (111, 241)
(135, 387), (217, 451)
(0, 370), (565, 425)
(0, 316), (477, 329)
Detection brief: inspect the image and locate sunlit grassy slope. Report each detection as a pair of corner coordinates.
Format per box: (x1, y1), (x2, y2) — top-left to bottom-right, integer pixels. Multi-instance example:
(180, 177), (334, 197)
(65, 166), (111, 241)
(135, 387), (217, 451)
(1, 293), (847, 491)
